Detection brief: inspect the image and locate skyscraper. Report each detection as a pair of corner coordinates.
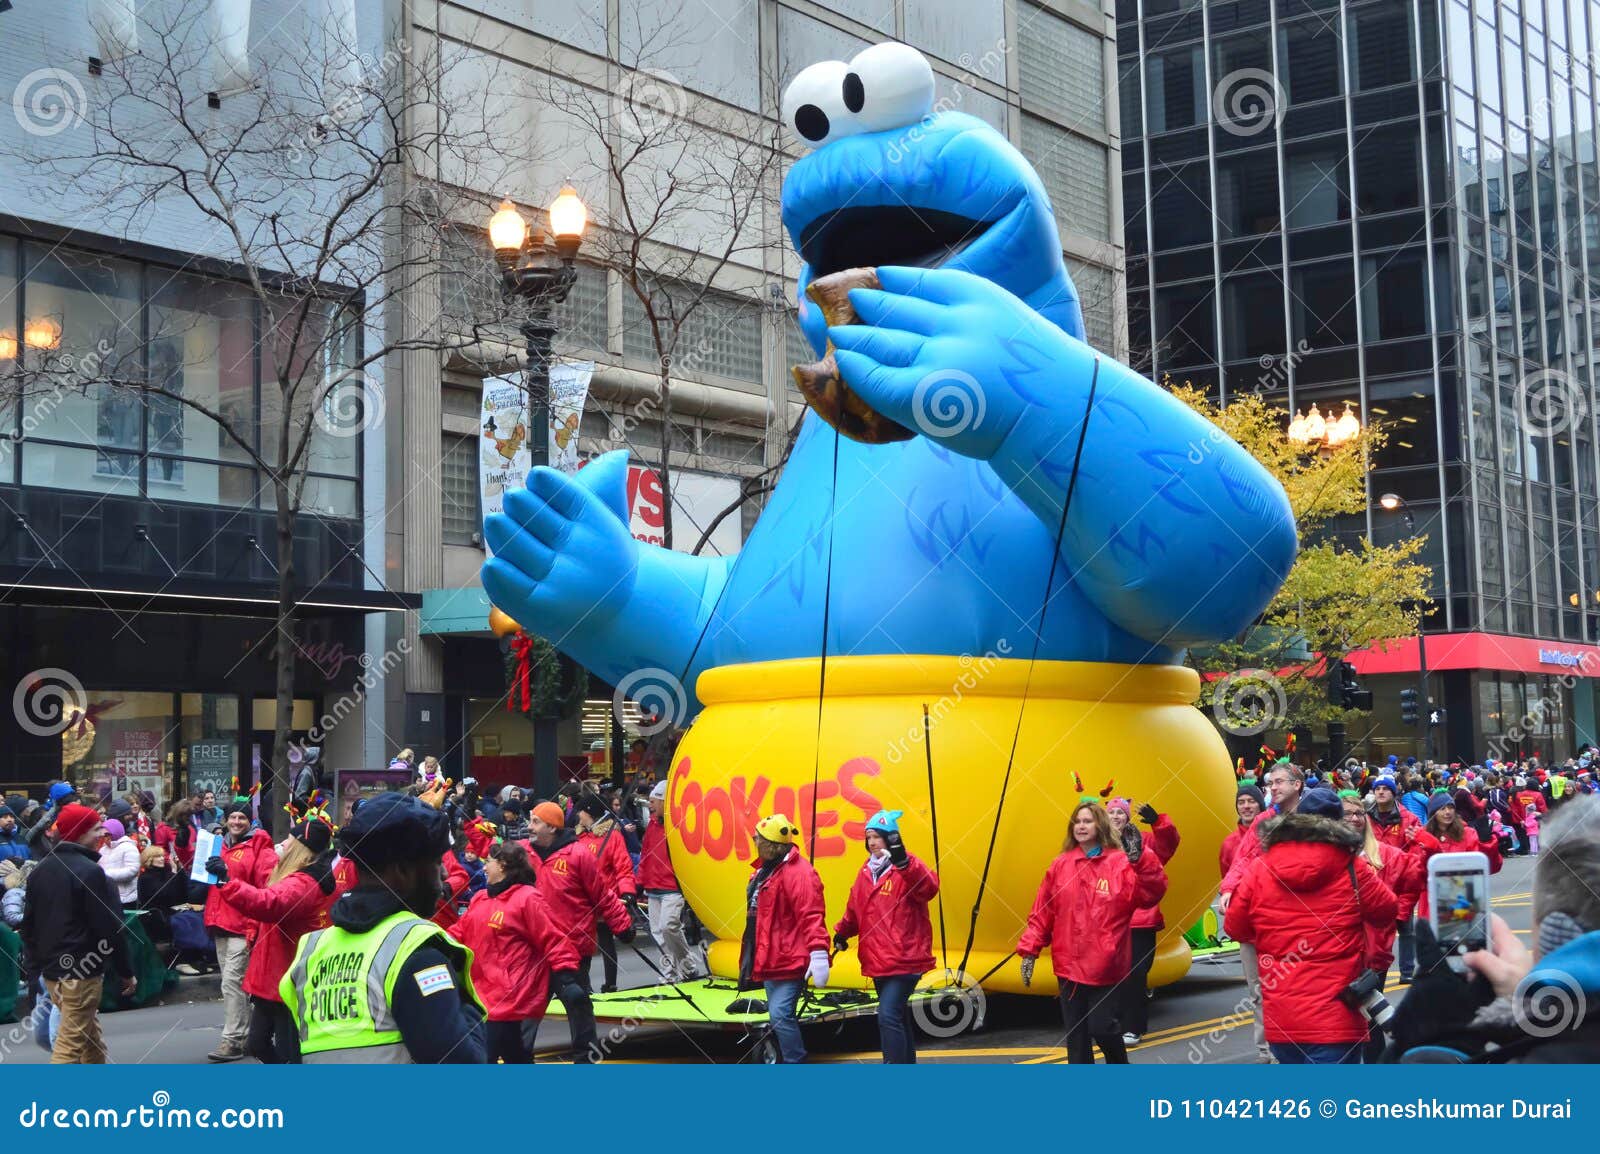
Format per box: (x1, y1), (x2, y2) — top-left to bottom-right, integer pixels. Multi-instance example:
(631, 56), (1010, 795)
(1119, 0), (1600, 761)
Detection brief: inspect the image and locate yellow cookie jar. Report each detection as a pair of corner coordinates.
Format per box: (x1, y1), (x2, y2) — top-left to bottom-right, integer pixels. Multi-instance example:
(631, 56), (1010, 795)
(665, 652), (1231, 995)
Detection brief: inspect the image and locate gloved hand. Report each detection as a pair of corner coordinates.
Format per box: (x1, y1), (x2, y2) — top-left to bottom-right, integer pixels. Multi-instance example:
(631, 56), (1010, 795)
(616, 923), (636, 945)
(1124, 835), (1143, 864)
(1020, 956), (1035, 987)
(1137, 803), (1160, 826)
(1384, 919), (1495, 1057)
(482, 452), (642, 638)
(624, 893), (641, 918)
(807, 949), (830, 988)
(204, 856), (228, 883)
(832, 932), (850, 954)
(884, 829), (908, 868)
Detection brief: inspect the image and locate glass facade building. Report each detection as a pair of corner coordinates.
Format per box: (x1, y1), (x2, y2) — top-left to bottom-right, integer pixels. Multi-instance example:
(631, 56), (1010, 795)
(1119, 0), (1600, 759)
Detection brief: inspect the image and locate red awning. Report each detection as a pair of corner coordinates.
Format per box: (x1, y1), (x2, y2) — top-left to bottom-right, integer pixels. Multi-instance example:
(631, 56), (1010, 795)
(1343, 632), (1600, 677)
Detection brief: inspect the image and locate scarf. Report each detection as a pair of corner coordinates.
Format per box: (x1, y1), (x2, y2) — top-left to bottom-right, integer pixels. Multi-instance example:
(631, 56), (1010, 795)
(867, 849), (892, 883)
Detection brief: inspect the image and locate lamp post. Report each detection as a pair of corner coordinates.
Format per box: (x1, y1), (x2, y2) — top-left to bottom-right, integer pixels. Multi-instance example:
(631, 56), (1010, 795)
(488, 188), (587, 799)
(1380, 492), (1434, 761)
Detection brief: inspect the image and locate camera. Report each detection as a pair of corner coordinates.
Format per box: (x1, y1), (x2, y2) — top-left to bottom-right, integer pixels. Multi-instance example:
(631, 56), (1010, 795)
(1338, 968), (1394, 1027)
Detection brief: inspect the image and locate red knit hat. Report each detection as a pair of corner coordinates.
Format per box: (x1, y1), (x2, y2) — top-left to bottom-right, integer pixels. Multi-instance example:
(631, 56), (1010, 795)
(53, 803), (100, 843)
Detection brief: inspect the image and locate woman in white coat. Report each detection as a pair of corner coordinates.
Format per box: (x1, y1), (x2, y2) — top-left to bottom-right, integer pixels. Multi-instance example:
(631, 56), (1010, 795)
(98, 818), (141, 909)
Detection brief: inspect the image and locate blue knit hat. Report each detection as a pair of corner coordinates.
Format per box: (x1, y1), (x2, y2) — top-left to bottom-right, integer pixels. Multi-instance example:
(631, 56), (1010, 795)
(1373, 775), (1398, 793)
(1298, 787), (1344, 820)
(1426, 792), (1456, 818)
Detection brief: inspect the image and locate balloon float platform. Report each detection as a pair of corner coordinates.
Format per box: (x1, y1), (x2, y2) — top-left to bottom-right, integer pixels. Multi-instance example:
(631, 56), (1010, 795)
(483, 43), (1296, 996)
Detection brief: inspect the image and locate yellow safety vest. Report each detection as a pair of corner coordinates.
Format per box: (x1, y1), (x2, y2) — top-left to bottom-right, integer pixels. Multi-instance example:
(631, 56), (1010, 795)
(280, 909), (481, 1063)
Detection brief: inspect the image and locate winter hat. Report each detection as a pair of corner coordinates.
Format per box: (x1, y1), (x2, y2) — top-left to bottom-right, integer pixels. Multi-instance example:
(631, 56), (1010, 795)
(53, 803), (99, 843)
(1236, 783), (1265, 809)
(1373, 775), (1398, 793)
(102, 818), (125, 840)
(137, 790), (156, 811)
(47, 782), (76, 807)
(293, 817), (334, 855)
(1426, 793), (1456, 818)
(500, 799), (524, 818)
(223, 799), (252, 817)
(649, 781), (668, 802)
(530, 801), (565, 830)
(1297, 788), (1344, 820)
(577, 794), (608, 820)
(106, 798), (133, 822)
(1105, 797), (1132, 814)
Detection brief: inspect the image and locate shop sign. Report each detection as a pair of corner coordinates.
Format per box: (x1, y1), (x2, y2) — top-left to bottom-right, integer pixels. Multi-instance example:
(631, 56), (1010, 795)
(112, 730), (161, 775)
(623, 466), (742, 556)
(188, 741), (235, 795)
(1538, 648), (1587, 668)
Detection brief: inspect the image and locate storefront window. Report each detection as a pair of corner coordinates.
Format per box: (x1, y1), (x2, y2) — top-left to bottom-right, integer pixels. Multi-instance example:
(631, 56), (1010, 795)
(179, 693), (240, 803)
(62, 691), (176, 811)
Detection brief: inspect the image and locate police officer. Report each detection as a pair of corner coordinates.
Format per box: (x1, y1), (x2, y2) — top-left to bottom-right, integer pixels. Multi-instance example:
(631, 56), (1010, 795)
(279, 792), (486, 1063)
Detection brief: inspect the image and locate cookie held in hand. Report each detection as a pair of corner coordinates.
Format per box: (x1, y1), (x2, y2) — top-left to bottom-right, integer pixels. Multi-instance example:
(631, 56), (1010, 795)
(792, 267), (915, 445)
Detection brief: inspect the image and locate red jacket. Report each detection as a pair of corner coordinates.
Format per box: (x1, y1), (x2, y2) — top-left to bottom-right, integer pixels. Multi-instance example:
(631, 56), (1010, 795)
(1220, 807), (1278, 895)
(635, 819), (678, 891)
(1018, 844), (1167, 986)
(748, 847), (828, 982)
(525, 833), (630, 971)
(832, 853), (939, 978)
(1410, 824), (1503, 920)
(579, 820), (637, 899)
(221, 860), (355, 1001)
(1129, 815), (1179, 931)
(431, 852), (471, 930)
(1364, 842), (1423, 969)
(1368, 805), (1422, 855)
(448, 881), (556, 1021)
(1509, 789), (1548, 824)
(1219, 822), (1251, 880)
(1224, 813), (1399, 1044)
(204, 829), (278, 936)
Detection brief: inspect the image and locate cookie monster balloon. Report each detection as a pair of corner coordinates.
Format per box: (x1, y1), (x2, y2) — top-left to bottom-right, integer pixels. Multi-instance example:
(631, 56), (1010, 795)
(483, 43), (1297, 994)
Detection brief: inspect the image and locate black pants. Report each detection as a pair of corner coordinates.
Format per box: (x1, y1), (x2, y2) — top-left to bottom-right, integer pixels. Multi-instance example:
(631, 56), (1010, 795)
(1119, 928), (1158, 1036)
(1059, 982), (1127, 1065)
(551, 968), (598, 1061)
(486, 1019), (535, 1064)
(244, 996), (296, 1064)
(587, 925), (619, 991)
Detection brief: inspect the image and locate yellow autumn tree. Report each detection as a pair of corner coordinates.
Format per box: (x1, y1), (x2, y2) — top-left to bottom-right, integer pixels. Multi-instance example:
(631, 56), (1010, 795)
(1167, 384), (1433, 735)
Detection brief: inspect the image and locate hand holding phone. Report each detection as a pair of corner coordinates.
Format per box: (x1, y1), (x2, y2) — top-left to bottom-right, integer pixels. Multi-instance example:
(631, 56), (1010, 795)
(1463, 913), (1531, 997)
(1427, 851), (1491, 971)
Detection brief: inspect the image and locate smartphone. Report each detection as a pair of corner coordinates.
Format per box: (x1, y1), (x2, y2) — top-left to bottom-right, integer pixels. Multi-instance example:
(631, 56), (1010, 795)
(1427, 851), (1492, 968)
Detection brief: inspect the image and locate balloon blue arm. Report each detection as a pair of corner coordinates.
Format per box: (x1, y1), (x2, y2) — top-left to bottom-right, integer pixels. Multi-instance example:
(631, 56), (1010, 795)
(830, 266), (1297, 648)
(480, 449), (735, 692)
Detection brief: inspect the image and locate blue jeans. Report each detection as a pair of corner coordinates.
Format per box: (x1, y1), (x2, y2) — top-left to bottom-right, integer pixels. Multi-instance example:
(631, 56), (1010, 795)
(1270, 1041), (1363, 1064)
(873, 975), (919, 1064)
(1396, 917), (1416, 980)
(763, 980), (807, 1063)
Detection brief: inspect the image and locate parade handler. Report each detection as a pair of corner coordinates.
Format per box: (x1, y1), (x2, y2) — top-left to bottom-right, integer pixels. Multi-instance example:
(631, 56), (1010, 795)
(741, 814), (828, 1063)
(280, 793), (486, 1063)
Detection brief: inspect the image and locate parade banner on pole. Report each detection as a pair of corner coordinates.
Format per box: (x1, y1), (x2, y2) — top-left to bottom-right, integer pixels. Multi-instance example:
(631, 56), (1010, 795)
(547, 360), (593, 474)
(480, 363), (593, 557)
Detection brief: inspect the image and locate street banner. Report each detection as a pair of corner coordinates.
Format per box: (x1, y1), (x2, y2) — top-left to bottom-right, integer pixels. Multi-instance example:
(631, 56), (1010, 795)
(547, 360), (593, 474)
(479, 373), (531, 558)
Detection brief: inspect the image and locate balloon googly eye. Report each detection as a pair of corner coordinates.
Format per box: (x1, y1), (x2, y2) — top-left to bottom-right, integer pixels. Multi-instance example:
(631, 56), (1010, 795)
(844, 42), (935, 133)
(782, 60), (862, 147)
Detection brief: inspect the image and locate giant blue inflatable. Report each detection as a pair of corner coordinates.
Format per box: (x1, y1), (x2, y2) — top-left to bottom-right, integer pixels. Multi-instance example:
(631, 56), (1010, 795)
(483, 43), (1297, 991)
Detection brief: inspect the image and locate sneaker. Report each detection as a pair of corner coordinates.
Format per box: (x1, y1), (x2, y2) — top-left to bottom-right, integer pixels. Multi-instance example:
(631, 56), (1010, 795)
(1122, 1032), (1140, 1045)
(174, 963), (201, 976)
(206, 1043), (244, 1063)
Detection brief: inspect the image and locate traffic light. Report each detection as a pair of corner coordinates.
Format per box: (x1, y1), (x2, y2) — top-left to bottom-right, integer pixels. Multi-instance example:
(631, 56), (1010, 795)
(1327, 660), (1373, 711)
(1400, 687), (1419, 725)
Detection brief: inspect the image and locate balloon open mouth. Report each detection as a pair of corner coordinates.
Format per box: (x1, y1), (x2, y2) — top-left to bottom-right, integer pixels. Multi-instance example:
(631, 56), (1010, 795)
(798, 205), (992, 279)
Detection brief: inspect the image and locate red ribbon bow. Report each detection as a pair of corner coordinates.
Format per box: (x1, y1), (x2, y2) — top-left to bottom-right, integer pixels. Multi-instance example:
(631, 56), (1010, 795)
(508, 632), (535, 713)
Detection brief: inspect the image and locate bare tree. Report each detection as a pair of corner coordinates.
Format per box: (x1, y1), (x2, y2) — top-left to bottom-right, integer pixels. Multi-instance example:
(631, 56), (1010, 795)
(528, 5), (786, 548)
(1, 0), (516, 829)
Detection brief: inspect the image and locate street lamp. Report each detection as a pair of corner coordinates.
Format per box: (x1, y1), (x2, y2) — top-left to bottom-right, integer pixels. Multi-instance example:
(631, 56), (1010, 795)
(1288, 401), (1361, 449)
(487, 189), (587, 471)
(487, 189), (587, 798)
(1379, 492), (1433, 760)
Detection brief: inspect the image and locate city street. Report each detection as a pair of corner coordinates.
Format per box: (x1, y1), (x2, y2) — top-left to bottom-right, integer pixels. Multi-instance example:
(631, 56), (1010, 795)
(25, 856), (1536, 1065)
